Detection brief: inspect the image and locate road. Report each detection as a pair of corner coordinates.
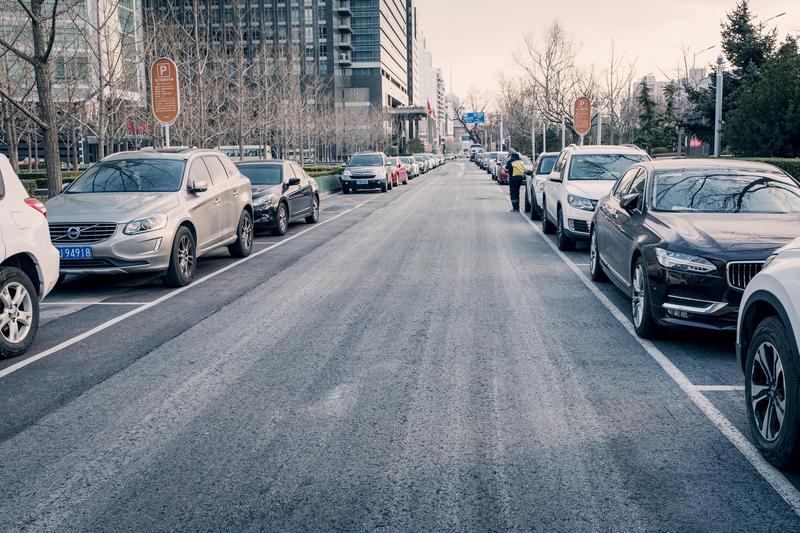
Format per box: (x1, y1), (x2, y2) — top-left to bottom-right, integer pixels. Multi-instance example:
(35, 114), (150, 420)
(2, 161), (800, 531)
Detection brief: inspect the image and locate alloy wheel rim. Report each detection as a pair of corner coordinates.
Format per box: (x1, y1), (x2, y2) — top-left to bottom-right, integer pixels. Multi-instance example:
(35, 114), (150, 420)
(313, 198), (319, 219)
(590, 233), (598, 274)
(242, 216), (253, 249)
(0, 281), (33, 344)
(751, 341), (786, 442)
(279, 205), (288, 232)
(631, 265), (645, 327)
(178, 235), (194, 277)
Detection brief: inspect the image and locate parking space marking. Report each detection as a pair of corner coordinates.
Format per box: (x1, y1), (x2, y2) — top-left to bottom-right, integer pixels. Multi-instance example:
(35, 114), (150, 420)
(0, 202), (364, 381)
(41, 301), (148, 306)
(490, 182), (800, 516)
(695, 385), (746, 392)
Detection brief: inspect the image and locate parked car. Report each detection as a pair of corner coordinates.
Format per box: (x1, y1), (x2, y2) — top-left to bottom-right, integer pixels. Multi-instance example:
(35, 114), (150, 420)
(498, 155), (532, 185)
(236, 160), (319, 236)
(341, 152), (392, 193)
(387, 156), (409, 186)
(526, 152), (559, 220)
(590, 159), (800, 338)
(542, 145), (650, 250)
(738, 237), (800, 468)
(46, 147), (254, 287)
(490, 152), (509, 180)
(401, 156), (419, 179)
(0, 155), (59, 358)
(414, 154), (429, 173)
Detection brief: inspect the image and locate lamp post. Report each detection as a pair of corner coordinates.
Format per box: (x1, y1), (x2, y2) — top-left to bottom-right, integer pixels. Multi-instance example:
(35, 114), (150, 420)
(692, 45), (715, 70)
(714, 54), (724, 158)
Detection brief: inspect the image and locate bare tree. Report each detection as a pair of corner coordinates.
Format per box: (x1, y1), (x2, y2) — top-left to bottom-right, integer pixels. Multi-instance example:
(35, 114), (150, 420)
(452, 86), (492, 144)
(601, 40), (637, 144)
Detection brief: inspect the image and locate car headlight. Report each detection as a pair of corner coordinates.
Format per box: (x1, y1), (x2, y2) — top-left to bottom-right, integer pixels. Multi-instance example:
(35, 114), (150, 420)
(342, 169), (352, 177)
(253, 195), (275, 208)
(567, 194), (596, 211)
(655, 248), (716, 273)
(123, 214), (167, 235)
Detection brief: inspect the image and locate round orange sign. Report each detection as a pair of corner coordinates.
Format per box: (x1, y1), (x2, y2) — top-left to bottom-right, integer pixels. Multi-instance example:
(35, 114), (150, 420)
(151, 58), (180, 125)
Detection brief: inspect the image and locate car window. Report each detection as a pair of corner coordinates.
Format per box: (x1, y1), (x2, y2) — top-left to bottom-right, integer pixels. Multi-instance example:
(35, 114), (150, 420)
(349, 154), (383, 166)
(203, 156), (228, 184)
(568, 154), (649, 181)
(238, 164), (282, 185)
(536, 156), (557, 175)
(613, 167), (640, 198)
(188, 159), (212, 187)
(651, 170), (800, 213)
(629, 170), (647, 197)
(284, 163), (297, 181)
(220, 156), (239, 178)
(68, 159), (186, 193)
(290, 163), (306, 180)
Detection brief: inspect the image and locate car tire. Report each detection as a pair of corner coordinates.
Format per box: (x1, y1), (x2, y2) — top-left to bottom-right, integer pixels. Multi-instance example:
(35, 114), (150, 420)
(228, 209), (254, 258)
(305, 195), (320, 224)
(164, 226), (196, 287)
(631, 257), (659, 339)
(556, 209), (575, 251)
(342, 185), (350, 195)
(530, 193), (542, 221)
(589, 229), (608, 282)
(271, 202), (289, 236)
(541, 197), (555, 234)
(745, 316), (800, 468)
(381, 181), (387, 193)
(0, 267), (39, 359)
(524, 188), (531, 212)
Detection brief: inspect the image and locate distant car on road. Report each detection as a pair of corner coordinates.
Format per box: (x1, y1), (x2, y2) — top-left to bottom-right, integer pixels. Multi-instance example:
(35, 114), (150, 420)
(401, 156), (419, 179)
(47, 147), (254, 287)
(236, 160), (319, 236)
(387, 156), (409, 187)
(341, 152), (392, 193)
(526, 152), (558, 219)
(490, 152), (509, 181)
(590, 159), (800, 339)
(738, 237), (800, 468)
(542, 144), (650, 250)
(0, 154), (59, 358)
(413, 154), (429, 173)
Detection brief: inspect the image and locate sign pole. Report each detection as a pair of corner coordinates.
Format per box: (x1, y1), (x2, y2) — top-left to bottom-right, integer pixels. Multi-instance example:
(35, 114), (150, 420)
(542, 122), (546, 153)
(165, 124), (171, 148)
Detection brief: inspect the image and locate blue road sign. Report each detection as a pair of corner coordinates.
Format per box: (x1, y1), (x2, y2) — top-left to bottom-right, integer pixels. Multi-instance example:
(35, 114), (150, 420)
(461, 135), (471, 141)
(464, 112), (485, 124)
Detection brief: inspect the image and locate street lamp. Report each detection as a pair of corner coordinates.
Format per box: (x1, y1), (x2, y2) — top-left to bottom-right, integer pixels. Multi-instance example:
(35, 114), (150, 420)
(692, 45), (715, 70)
(714, 55), (724, 158)
(762, 12), (786, 25)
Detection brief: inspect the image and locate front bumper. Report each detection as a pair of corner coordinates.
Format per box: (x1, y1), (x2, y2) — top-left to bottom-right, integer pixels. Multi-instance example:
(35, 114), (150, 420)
(341, 176), (385, 190)
(57, 226), (174, 275)
(562, 204), (594, 240)
(253, 204), (278, 227)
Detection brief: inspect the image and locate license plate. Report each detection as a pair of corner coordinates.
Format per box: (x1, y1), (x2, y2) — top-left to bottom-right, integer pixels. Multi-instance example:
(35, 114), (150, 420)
(58, 246), (93, 261)
(356, 180), (367, 185)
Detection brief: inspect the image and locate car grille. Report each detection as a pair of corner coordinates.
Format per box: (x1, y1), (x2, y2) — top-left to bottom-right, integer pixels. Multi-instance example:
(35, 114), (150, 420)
(351, 173), (375, 179)
(727, 261), (765, 291)
(49, 223), (117, 244)
(60, 258), (148, 269)
(569, 219), (590, 233)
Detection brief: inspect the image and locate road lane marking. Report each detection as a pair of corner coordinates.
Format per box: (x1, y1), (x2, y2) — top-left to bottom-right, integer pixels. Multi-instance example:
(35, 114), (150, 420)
(0, 203), (365, 381)
(41, 302), (149, 306)
(490, 182), (800, 516)
(695, 385), (746, 392)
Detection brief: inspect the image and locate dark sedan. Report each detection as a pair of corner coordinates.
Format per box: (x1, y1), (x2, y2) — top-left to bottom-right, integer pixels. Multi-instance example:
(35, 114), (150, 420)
(589, 159), (800, 338)
(236, 160), (320, 236)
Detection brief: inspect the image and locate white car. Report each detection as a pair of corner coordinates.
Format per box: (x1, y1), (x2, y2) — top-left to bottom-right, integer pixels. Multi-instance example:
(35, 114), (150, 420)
(490, 151), (509, 180)
(525, 152), (559, 221)
(0, 155), (60, 358)
(541, 145), (650, 250)
(737, 237), (800, 468)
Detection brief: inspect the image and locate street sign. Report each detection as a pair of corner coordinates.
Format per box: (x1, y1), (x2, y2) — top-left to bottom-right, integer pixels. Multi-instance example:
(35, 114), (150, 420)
(461, 135), (471, 142)
(463, 112), (485, 124)
(151, 58), (180, 126)
(573, 97), (592, 137)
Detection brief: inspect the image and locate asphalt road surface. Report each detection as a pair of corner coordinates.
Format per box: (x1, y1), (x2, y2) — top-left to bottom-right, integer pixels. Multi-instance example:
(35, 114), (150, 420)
(2, 161), (800, 532)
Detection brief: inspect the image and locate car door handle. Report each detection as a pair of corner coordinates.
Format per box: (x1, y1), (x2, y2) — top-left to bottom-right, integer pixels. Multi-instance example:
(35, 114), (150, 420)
(232, 189), (238, 197)
(214, 198), (221, 205)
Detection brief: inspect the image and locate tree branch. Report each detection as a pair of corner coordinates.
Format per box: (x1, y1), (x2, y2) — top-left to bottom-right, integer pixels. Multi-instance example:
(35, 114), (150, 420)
(0, 89), (46, 128)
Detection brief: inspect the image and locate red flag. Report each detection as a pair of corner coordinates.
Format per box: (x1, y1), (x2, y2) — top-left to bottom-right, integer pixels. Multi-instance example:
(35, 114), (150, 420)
(427, 100), (436, 118)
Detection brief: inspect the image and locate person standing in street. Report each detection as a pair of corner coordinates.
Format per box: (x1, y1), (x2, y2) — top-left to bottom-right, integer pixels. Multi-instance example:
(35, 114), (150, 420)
(505, 149), (525, 212)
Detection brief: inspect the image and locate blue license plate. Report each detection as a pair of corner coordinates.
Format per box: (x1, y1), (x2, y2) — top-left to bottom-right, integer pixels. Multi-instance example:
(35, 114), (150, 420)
(58, 246), (93, 261)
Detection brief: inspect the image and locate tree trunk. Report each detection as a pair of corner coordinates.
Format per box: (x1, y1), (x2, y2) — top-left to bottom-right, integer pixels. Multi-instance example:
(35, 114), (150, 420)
(3, 103), (19, 173)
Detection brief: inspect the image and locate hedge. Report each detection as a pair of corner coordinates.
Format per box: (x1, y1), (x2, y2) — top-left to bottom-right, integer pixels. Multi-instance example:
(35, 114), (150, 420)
(744, 158), (800, 179)
(303, 164), (344, 178)
(18, 171), (82, 190)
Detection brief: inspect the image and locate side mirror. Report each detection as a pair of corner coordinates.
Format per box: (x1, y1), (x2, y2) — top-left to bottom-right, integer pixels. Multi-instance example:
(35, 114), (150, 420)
(190, 180), (209, 193)
(620, 192), (641, 212)
(549, 173), (563, 183)
(287, 177), (301, 187)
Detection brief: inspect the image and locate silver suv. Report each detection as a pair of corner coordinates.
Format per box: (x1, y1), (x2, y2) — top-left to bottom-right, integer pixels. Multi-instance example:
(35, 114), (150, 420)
(341, 152), (391, 193)
(46, 147), (254, 287)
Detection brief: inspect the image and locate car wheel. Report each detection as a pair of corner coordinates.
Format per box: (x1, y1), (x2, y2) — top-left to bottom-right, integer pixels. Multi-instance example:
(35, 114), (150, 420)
(342, 185), (350, 195)
(631, 258), (658, 338)
(530, 193), (542, 221)
(556, 209), (575, 251)
(746, 316), (800, 468)
(0, 267), (39, 359)
(271, 202), (289, 236)
(524, 188), (531, 212)
(541, 197), (555, 234)
(228, 209), (254, 258)
(305, 195), (320, 224)
(164, 226), (196, 287)
(589, 229), (608, 282)
(381, 180), (388, 193)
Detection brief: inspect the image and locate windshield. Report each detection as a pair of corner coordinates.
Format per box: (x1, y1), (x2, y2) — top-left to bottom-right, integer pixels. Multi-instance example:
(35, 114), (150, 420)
(349, 155), (383, 167)
(67, 159), (185, 193)
(238, 164), (282, 185)
(568, 154), (649, 181)
(537, 156), (557, 175)
(651, 171), (800, 213)
(414, 156), (425, 162)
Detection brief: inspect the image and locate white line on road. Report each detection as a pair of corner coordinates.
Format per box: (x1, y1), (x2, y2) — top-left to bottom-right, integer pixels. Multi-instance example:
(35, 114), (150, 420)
(41, 302), (149, 306)
(0, 203), (364, 381)
(695, 385), (746, 392)
(492, 183), (800, 517)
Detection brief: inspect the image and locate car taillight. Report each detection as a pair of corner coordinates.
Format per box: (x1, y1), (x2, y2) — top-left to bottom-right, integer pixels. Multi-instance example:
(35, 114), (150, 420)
(24, 197), (47, 218)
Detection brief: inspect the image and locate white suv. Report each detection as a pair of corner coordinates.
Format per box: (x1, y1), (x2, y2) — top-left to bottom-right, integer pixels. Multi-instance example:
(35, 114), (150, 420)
(0, 155), (60, 358)
(542, 145), (650, 250)
(737, 238), (800, 468)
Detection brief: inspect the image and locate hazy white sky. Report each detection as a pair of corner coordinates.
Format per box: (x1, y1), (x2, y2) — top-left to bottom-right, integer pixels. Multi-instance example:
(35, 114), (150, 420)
(415, 0), (800, 98)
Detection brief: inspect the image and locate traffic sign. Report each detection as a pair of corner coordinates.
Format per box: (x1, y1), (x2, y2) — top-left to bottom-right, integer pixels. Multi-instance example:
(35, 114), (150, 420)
(151, 58), (180, 125)
(461, 135), (471, 142)
(573, 97), (591, 137)
(463, 112), (485, 125)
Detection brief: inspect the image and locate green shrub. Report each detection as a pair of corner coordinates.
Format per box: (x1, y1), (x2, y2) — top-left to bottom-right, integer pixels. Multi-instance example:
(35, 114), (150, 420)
(304, 165), (343, 178)
(651, 147), (669, 155)
(18, 171), (82, 189)
(744, 158), (800, 179)
(20, 180), (37, 196)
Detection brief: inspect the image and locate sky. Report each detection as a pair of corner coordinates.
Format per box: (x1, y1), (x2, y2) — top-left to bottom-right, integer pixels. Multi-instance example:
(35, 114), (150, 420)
(415, 0), (800, 100)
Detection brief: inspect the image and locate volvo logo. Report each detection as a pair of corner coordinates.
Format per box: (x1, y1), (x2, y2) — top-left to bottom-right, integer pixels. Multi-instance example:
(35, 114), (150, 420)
(66, 227), (81, 240)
